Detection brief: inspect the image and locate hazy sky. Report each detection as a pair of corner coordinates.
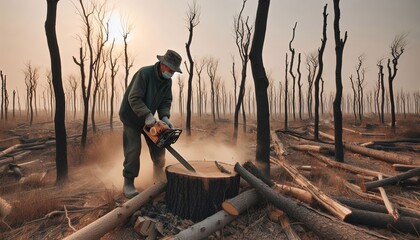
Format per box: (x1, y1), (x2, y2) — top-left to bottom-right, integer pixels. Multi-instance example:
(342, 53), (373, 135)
(1, 0), (419, 99)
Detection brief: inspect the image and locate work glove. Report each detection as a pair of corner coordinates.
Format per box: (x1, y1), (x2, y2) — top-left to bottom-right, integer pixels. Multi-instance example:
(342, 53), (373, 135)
(161, 116), (174, 129)
(145, 113), (156, 127)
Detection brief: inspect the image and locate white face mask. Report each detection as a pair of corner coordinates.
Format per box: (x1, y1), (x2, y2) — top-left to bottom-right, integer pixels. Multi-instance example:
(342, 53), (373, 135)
(162, 71), (174, 80)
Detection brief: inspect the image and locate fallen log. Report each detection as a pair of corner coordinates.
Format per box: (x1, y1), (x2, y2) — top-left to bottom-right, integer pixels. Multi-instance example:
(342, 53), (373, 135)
(0, 144), (22, 158)
(63, 181), (166, 240)
(270, 131), (352, 221)
(344, 143), (417, 165)
(335, 197), (420, 219)
(376, 174), (399, 220)
(392, 163), (420, 171)
(173, 188), (261, 240)
(308, 152), (392, 178)
(290, 144), (331, 154)
(234, 163), (387, 240)
(362, 168), (420, 191)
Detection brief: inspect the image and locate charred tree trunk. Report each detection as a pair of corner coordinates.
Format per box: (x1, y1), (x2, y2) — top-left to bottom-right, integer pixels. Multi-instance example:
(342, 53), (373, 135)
(297, 53), (303, 120)
(333, 0), (347, 162)
(314, 4), (328, 141)
(249, 0), (271, 177)
(165, 161), (239, 222)
(45, 0), (68, 183)
(288, 22), (297, 121)
(284, 54), (289, 129)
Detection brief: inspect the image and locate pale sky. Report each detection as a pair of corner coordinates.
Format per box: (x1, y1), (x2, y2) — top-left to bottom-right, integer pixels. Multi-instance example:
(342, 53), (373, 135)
(1, 0), (419, 100)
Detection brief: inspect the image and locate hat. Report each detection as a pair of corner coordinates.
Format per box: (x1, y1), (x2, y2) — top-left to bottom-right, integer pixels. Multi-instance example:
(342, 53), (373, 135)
(157, 49), (183, 73)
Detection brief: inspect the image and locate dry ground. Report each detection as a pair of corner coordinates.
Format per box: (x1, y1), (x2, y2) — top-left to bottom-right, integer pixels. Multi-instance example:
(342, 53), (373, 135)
(0, 113), (419, 239)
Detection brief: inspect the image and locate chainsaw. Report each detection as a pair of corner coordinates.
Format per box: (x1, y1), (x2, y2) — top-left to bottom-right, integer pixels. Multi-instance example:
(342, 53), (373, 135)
(143, 121), (196, 172)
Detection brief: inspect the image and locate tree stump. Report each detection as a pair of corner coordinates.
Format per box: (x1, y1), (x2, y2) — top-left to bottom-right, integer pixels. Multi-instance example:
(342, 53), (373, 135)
(165, 161), (240, 222)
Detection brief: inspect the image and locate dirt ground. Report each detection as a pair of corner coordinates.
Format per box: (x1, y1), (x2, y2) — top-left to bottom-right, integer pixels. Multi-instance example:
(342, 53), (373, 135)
(0, 113), (419, 239)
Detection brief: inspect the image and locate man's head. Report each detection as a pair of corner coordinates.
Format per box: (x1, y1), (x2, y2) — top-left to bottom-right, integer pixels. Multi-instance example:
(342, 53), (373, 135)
(157, 50), (182, 78)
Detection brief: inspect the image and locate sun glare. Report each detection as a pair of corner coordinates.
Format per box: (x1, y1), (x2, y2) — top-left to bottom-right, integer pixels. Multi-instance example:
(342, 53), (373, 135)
(107, 11), (129, 44)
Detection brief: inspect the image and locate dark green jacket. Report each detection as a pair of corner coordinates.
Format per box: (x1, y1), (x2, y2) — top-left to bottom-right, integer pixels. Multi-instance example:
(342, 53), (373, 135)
(119, 62), (172, 129)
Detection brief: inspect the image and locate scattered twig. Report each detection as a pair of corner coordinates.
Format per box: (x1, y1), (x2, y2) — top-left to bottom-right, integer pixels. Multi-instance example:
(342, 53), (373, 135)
(64, 205), (77, 232)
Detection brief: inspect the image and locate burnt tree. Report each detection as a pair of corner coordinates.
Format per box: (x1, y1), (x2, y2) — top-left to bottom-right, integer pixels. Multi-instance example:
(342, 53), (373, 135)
(288, 22), (297, 121)
(122, 19), (133, 90)
(45, 0), (68, 183)
(314, 4), (328, 140)
(233, 0), (252, 143)
(284, 53), (289, 129)
(297, 53), (303, 120)
(387, 34), (407, 129)
(109, 39), (120, 129)
(249, 0), (271, 177)
(185, 0), (200, 136)
(333, 0), (347, 162)
(377, 59), (385, 123)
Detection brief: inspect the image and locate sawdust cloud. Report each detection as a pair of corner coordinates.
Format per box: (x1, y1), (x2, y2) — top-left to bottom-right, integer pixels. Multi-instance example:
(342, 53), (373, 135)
(77, 123), (253, 192)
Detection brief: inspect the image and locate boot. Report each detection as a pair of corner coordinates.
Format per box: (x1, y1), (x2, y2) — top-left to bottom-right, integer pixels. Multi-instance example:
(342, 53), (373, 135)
(123, 177), (139, 199)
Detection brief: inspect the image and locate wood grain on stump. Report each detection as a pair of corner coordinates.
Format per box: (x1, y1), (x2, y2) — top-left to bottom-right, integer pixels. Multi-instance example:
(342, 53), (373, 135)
(165, 161), (240, 222)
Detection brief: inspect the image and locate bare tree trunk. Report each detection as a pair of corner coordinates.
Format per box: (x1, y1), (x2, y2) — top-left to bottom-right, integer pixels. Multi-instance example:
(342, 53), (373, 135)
(185, 1), (200, 136)
(45, 0), (68, 183)
(314, 4), (328, 141)
(297, 53), (302, 120)
(249, 0), (271, 177)
(284, 54), (289, 129)
(12, 90), (16, 119)
(333, 0), (347, 162)
(288, 22), (297, 121)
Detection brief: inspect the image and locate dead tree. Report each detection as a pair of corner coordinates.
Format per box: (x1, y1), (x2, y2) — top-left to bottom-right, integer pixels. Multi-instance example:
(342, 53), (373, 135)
(314, 4), (328, 141)
(387, 34), (407, 129)
(355, 54), (365, 123)
(177, 75), (184, 117)
(184, 0), (200, 136)
(306, 51), (317, 119)
(206, 57), (218, 123)
(333, 0), (347, 162)
(195, 58), (205, 117)
(377, 59), (385, 123)
(12, 90), (16, 119)
(284, 53), (289, 129)
(288, 22), (297, 121)
(321, 77), (325, 115)
(46, 70), (54, 119)
(109, 40), (120, 129)
(0, 71), (6, 120)
(249, 0), (271, 177)
(68, 74), (78, 120)
(350, 75), (357, 124)
(297, 53), (303, 120)
(45, 0), (68, 183)
(73, 0), (108, 147)
(24, 62), (38, 125)
(122, 18), (133, 90)
(233, 0), (252, 143)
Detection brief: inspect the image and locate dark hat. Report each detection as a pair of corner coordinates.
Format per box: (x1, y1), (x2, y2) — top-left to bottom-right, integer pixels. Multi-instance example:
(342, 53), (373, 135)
(157, 49), (182, 73)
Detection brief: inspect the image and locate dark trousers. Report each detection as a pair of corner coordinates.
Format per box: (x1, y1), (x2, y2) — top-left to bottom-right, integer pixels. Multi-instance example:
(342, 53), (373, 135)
(122, 124), (165, 179)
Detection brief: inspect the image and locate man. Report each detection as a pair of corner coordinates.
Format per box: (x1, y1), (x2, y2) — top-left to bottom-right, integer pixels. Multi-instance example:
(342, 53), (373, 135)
(119, 49), (182, 198)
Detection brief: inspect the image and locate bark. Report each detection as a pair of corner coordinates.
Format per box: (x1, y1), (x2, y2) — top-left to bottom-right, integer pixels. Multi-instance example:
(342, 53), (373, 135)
(45, 0), (68, 182)
(249, 0), (271, 177)
(333, 0), (347, 162)
(235, 163), (386, 240)
(344, 143), (417, 165)
(314, 4), (328, 140)
(363, 168), (420, 191)
(63, 181), (166, 240)
(165, 161), (240, 222)
(271, 131), (352, 220)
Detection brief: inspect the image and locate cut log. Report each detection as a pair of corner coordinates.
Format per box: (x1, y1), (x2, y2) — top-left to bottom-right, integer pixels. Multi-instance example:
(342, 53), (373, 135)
(392, 163), (420, 171)
(362, 168), (420, 191)
(0, 144), (22, 158)
(290, 144), (331, 154)
(335, 197), (420, 219)
(234, 163), (387, 240)
(344, 143), (417, 165)
(134, 216), (156, 237)
(308, 152), (392, 178)
(63, 181), (166, 240)
(165, 161), (240, 222)
(173, 188), (261, 240)
(376, 174), (399, 220)
(270, 132), (352, 221)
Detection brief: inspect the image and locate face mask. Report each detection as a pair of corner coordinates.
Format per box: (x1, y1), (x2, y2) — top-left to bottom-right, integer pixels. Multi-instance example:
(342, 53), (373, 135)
(162, 71), (174, 80)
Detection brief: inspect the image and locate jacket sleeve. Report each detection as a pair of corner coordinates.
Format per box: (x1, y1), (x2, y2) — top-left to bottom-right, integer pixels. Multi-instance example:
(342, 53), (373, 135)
(128, 71), (151, 119)
(158, 81), (172, 119)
